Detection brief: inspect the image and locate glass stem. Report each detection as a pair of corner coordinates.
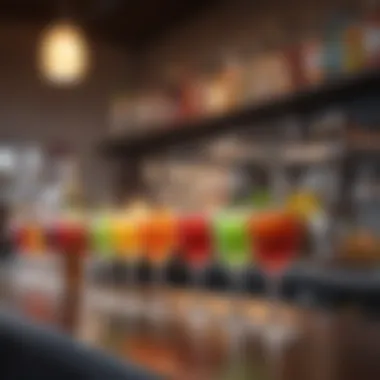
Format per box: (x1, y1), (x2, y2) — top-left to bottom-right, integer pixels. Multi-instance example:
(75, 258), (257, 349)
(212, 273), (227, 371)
(314, 312), (334, 380)
(266, 273), (283, 380)
(155, 263), (166, 294)
(268, 274), (280, 319)
(128, 260), (135, 291)
(124, 261), (135, 333)
(191, 266), (207, 331)
(192, 266), (206, 367)
(126, 259), (137, 312)
(152, 262), (166, 331)
(230, 270), (245, 379)
(192, 266), (205, 290)
(231, 269), (244, 315)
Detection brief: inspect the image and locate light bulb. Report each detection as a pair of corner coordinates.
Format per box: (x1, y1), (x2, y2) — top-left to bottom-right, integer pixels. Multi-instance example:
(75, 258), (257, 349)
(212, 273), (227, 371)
(38, 21), (90, 86)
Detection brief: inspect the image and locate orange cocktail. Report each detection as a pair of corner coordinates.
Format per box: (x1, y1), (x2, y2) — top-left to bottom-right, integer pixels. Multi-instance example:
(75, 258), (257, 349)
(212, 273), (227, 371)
(140, 211), (176, 266)
(15, 222), (45, 256)
(139, 210), (177, 324)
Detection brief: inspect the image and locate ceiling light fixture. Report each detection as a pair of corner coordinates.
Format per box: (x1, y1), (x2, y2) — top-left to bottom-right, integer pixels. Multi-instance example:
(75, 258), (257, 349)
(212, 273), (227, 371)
(38, 20), (90, 86)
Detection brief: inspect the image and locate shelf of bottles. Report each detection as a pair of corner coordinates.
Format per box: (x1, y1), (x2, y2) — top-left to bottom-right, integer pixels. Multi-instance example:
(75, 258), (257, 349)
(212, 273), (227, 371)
(108, 2), (380, 144)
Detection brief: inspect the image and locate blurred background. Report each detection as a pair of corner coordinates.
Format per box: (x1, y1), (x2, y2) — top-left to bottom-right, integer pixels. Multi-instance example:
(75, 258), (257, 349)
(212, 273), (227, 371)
(1, 0), (380, 379)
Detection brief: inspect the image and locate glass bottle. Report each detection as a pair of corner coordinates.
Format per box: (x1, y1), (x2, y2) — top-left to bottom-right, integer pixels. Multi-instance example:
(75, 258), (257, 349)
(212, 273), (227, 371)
(363, 0), (380, 67)
(343, 3), (366, 74)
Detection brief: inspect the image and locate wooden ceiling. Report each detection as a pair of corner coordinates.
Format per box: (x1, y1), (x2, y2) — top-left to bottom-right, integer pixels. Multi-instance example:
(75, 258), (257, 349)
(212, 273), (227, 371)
(0, 0), (217, 50)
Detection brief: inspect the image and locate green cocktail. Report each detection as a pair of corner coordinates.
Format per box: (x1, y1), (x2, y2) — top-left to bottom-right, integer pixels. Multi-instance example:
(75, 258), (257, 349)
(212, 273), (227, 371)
(213, 211), (251, 269)
(91, 213), (114, 258)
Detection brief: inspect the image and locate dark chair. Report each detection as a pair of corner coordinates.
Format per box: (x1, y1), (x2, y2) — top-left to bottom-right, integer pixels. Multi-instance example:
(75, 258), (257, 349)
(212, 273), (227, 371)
(0, 312), (162, 380)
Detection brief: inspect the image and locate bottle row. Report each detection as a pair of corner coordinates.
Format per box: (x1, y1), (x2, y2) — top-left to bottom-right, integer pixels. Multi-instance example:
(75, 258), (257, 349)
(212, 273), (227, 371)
(111, 6), (380, 132)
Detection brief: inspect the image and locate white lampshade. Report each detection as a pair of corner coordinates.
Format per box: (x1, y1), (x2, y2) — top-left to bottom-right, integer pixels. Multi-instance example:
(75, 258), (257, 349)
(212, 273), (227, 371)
(38, 21), (90, 86)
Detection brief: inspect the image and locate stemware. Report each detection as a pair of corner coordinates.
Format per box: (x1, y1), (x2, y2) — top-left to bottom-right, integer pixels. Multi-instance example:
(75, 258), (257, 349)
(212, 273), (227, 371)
(213, 209), (251, 318)
(112, 212), (142, 318)
(140, 208), (176, 326)
(213, 209), (251, 378)
(177, 213), (212, 332)
(250, 209), (303, 379)
(90, 211), (116, 311)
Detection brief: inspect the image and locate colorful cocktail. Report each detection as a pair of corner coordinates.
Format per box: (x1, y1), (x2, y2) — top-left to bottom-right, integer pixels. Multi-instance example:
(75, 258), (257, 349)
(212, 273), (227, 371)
(178, 213), (212, 331)
(112, 214), (141, 262)
(213, 211), (250, 270)
(54, 214), (88, 255)
(140, 209), (176, 324)
(140, 211), (176, 266)
(91, 212), (113, 259)
(177, 214), (212, 269)
(111, 213), (143, 318)
(13, 221), (46, 256)
(250, 209), (303, 380)
(213, 210), (251, 362)
(251, 210), (302, 275)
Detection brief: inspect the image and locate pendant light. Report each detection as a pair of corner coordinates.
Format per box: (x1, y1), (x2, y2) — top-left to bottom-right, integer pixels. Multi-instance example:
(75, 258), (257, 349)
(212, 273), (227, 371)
(38, 20), (90, 86)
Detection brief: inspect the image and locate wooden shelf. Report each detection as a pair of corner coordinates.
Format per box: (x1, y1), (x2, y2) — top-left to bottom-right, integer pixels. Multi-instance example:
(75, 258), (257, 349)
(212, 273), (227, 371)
(99, 70), (380, 159)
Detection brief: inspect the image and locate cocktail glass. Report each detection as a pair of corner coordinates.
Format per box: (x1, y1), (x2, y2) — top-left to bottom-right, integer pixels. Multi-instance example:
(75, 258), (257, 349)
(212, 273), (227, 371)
(213, 210), (251, 376)
(177, 213), (212, 332)
(12, 216), (48, 291)
(113, 213), (142, 318)
(140, 210), (176, 326)
(55, 213), (88, 257)
(250, 210), (303, 379)
(90, 212), (116, 311)
(14, 218), (45, 257)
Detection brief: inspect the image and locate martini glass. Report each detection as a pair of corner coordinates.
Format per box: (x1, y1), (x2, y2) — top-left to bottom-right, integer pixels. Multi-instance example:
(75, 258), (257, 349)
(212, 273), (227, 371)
(177, 213), (212, 332)
(28, 224), (45, 257)
(140, 209), (176, 326)
(213, 209), (251, 310)
(55, 214), (88, 257)
(90, 212), (116, 311)
(11, 215), (47, 297)
(213, 209), (251, 377)
(14, 216), (45, 257)
(112, 213), (142, 318)
(250, 209), (303, 379)
(91, 212), (114, 260)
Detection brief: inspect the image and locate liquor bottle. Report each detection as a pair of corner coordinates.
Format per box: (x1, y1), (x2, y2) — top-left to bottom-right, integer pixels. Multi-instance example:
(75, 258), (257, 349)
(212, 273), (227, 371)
(343, 10), (366, 74)
(302, 37), (324, 86)
(343, 164), (379, 262)
(363, 0), (380, 67)
(323, 11), (349, 79)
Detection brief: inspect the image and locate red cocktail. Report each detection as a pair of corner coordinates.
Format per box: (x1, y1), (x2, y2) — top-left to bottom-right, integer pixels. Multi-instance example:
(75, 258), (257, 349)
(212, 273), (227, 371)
(54, 217), (88, 255)
(250, 209), (303, 378)
(178, 214), (212, 332)
(250, 211), (302, 275)
(177, 214), (212, 268)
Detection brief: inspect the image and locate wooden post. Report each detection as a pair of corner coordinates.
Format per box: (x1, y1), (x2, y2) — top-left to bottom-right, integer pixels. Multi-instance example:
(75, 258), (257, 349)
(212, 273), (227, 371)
(61, 249), (84, 334)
